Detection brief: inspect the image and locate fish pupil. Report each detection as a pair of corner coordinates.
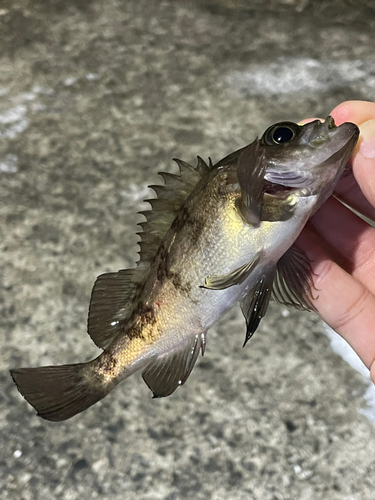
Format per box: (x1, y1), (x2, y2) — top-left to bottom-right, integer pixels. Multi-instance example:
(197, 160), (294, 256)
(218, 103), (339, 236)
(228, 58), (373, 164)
(272, 126), (294, 144)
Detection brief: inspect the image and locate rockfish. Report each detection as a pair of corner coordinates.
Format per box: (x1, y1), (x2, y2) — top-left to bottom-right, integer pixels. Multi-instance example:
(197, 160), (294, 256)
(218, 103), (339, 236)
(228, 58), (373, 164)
(11, 117), (359, 421)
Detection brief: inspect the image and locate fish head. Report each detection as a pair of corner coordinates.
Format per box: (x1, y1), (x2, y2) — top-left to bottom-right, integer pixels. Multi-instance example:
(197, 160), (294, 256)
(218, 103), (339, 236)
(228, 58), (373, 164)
(261, 116), (359, 207)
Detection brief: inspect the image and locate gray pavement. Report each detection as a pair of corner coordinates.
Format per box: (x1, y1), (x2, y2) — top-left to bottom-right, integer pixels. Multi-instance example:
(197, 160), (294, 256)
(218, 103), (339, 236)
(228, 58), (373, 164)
(1, 1), (375, 499)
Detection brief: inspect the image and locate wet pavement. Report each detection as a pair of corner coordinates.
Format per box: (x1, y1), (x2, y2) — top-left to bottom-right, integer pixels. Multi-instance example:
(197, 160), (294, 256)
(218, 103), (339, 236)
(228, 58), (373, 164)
(1, 0), (375, 499)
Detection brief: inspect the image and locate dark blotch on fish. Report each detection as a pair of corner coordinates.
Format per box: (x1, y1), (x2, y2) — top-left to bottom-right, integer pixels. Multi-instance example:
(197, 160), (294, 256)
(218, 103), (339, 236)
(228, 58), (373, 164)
(10, 116), (359, 420)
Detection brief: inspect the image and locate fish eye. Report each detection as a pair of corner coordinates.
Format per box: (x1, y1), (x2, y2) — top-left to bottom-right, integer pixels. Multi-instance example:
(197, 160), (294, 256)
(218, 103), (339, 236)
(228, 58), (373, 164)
(272, 126), (294, 144)
(262, 122), (300, 146)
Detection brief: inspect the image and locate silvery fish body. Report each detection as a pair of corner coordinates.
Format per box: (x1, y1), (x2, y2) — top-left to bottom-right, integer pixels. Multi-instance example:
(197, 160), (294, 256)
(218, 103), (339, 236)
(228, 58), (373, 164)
(11, 117), (359, 420)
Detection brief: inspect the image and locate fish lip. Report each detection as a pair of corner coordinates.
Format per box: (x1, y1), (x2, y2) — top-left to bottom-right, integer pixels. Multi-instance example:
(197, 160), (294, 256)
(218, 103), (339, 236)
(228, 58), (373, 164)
(335, 121), (360, 150)
(311, 121), (359, 170)
(345, 121), (360, 140)
(325, 115), (336, 130)
(324, 116), (359, 143)
(311, 119), (359, 150)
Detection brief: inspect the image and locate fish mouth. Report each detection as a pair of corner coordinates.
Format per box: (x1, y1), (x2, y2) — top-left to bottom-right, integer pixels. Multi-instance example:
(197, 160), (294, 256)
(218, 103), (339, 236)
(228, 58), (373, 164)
(310, 116), (358, 151)
(264, 117), (359, 192)
(322, 120), (359, 163)
(259, 115), (359, 201)
(263, 181), (293, 197)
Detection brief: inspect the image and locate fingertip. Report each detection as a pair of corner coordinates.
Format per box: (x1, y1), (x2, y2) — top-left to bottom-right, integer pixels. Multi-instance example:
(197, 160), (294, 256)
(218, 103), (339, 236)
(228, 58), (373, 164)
(358, 119), (375, 160)
(330, 101), (357, 125)
(351, 119), (375, 207)
(298, 117), (323, 125)
(331, 100), (375, 127)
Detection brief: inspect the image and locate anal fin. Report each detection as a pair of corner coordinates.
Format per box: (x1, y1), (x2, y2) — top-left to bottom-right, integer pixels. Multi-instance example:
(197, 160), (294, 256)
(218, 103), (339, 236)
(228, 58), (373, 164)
(142, 333), (205, 398)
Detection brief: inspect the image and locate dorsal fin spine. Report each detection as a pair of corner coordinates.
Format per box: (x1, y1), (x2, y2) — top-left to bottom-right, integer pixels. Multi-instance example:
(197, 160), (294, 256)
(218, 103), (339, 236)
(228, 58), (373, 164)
(137, 156), (209, 270)
(196, 156), (210, 174)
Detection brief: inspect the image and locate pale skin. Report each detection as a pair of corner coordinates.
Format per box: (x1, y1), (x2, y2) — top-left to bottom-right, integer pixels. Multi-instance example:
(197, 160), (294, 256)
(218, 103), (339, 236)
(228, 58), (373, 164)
(296, 100), (375, 383)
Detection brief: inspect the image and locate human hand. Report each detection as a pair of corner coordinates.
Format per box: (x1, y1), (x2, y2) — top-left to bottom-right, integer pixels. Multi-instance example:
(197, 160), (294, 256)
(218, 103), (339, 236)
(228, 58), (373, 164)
(296, 100), (375, 383)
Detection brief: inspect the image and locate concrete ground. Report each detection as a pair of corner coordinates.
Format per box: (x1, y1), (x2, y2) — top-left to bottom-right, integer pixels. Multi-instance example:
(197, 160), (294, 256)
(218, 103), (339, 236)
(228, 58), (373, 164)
(1, 0), (375, 498)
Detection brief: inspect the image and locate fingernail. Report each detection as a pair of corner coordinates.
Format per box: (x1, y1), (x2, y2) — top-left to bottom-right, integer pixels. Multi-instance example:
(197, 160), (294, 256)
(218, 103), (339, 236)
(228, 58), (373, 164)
(298, 117), (323, 125)
(359, 119), (375, 159)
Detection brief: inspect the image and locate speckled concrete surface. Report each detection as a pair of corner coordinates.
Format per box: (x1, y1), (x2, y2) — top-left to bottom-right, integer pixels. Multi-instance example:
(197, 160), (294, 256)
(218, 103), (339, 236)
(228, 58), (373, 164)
(1, 1), (375, 499)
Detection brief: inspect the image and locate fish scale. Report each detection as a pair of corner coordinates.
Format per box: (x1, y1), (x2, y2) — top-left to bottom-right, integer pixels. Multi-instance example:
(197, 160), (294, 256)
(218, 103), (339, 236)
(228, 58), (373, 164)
(10, 116), (359, 420)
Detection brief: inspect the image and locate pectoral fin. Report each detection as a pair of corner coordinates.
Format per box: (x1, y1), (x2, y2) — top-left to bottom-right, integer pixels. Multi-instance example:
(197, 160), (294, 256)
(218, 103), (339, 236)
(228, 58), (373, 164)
(237, 139), (266, 226)
(142, 333), (206, 397)
(272, 246), (314, 310)
(240, 267), (275, 347)
(202, 253), (261, 290)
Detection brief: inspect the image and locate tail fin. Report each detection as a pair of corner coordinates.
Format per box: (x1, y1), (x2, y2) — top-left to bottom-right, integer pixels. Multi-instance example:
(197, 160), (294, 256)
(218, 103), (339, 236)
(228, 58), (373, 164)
(10, 360), (109, 421)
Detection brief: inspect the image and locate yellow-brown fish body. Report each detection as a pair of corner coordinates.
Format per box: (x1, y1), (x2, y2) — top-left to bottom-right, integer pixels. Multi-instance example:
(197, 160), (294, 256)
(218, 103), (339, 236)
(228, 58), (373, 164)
(96, 168), (314, 387)
(11, 117), (359, 420)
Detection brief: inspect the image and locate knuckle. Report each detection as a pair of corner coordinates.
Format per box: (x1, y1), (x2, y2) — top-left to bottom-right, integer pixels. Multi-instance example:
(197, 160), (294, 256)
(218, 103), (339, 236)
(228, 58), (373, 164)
(311, 258), (336, 290)
(332, 286), (370, 331)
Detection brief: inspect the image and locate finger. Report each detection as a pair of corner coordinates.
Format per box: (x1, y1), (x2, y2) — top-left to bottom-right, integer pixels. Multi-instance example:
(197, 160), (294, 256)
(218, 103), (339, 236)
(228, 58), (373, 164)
(296, 225), (375, 371)
(309, 196), (375, 293)
(298, 117), (323, 125)
(351, 119), (375, 209)
(334, 171), (375, 223)
(330, 100), (375, 127)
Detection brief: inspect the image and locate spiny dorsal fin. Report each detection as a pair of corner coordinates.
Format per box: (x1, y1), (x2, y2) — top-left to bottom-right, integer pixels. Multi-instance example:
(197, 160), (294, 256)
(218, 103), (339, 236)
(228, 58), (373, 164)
(272, 246), (314, 311)
(142, 332), (206, 397)
(196, 156), (211, 175)
(88, 268), (142, 349)
(137, 157), (210, 268)
(240, 267), (275, 347)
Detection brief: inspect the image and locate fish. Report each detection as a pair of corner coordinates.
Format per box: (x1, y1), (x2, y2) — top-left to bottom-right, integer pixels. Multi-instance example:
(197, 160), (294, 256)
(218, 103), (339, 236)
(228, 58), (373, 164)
(10, 116), (359, 421)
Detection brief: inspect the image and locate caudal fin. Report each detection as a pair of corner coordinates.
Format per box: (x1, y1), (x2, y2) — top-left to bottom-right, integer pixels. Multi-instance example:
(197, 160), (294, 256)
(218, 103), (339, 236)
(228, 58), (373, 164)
(10, 360), (109, 421)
